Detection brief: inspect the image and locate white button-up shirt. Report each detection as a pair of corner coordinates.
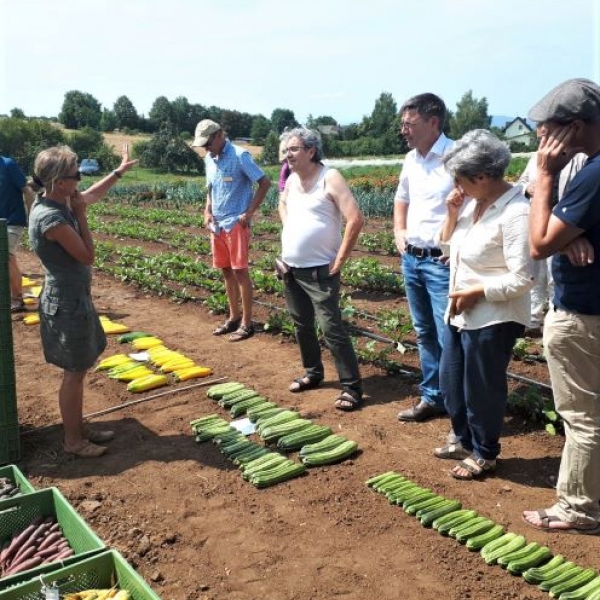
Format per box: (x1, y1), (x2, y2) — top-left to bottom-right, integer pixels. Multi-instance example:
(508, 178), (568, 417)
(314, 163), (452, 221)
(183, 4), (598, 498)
(394, 134), (455, 248)
(447, 186), (534, 330)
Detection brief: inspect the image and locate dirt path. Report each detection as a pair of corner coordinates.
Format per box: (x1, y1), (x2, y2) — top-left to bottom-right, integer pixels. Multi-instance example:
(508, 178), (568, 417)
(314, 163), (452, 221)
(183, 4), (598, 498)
(9, 249), (596, 600)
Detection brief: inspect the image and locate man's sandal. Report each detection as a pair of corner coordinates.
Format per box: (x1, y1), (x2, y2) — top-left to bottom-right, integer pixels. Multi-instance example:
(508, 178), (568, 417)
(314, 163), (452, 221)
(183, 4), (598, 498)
(213, 318), (241, 336)
(522, 509), (600, 535)
(450, 455), (496, 480)
(433, 442), (470, 460)
(334, 390), (363, 412)
(229, 324), (255, 342)
(289, 375), (323, 393)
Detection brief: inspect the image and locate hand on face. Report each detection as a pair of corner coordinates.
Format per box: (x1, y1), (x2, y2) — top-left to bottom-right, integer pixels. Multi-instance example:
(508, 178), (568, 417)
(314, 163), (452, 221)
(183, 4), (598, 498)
(536, 124), (577, 174)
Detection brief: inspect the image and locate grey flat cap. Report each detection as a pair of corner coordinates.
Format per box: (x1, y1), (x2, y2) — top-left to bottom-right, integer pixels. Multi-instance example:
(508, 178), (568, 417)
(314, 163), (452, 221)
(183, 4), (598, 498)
(528, 78), (600, 123)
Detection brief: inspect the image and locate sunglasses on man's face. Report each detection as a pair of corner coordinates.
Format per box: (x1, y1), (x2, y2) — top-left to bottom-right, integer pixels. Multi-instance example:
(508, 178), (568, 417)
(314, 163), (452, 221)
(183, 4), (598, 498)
(61, 171), (82, 182)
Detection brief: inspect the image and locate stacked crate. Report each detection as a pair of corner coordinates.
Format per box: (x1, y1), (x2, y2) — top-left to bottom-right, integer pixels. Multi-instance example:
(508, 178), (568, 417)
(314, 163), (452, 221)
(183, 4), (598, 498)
(0, 220), (20, 464)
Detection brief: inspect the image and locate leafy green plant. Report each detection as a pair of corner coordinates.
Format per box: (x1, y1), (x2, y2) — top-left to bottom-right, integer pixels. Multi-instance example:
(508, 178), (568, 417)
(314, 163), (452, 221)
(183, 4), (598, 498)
(507, 385), (562, 435)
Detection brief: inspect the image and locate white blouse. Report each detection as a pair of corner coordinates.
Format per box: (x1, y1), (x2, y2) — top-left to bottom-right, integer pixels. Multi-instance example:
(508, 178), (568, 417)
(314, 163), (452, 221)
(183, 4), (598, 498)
(447, 185), (534, 330)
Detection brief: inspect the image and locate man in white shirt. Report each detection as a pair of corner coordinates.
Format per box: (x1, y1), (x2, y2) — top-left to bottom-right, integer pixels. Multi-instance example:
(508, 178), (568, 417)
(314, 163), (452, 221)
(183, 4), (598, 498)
(394, 93), (455, 422)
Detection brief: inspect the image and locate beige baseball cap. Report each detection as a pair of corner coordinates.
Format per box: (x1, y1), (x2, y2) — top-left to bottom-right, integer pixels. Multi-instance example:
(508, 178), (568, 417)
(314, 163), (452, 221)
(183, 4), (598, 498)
(192, 119), (221, 147)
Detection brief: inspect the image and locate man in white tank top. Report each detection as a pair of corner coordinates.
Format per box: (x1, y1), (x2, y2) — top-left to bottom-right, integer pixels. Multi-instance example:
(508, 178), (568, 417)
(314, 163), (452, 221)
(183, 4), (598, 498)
(279, 128), (365, 410)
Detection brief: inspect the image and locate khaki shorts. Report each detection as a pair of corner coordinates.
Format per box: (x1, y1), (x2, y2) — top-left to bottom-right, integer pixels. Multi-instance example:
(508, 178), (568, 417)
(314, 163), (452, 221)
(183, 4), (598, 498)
(7, 226), (24, 255)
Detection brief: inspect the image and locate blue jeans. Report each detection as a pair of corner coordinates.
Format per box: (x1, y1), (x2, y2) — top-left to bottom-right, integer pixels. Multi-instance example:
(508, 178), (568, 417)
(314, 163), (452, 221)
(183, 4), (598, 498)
(402, 253), (449, 408)
(440, 321), (524, 461)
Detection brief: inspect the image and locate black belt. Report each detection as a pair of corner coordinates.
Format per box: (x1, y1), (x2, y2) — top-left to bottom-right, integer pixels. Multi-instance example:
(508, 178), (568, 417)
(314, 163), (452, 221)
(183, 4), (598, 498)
(405, 244), (442, 258)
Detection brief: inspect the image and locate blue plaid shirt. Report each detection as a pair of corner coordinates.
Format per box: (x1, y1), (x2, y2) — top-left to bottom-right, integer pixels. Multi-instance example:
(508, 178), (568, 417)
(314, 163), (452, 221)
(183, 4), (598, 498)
(205, 140), (265, 232)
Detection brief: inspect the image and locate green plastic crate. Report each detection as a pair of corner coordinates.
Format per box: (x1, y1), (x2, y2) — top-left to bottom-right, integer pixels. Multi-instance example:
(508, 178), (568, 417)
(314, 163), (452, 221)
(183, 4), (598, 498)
(0, 550), (162, 600)
(0, 465), (35, 499)
(0, 488), (105, 590)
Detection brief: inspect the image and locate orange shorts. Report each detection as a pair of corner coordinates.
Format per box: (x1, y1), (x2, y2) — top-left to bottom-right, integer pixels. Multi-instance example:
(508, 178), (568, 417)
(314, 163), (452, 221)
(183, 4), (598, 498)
(211, 223), (251, 270)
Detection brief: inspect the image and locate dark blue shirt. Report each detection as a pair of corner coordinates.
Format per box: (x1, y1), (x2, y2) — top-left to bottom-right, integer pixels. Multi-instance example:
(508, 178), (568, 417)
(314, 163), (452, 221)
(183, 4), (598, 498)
(552, 151), (600, 315)
(0, 156), (27, 226)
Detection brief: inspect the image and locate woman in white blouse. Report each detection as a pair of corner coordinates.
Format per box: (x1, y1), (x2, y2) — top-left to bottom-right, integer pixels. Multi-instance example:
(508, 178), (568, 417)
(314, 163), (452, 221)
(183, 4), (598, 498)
(434, 129), (534, 480)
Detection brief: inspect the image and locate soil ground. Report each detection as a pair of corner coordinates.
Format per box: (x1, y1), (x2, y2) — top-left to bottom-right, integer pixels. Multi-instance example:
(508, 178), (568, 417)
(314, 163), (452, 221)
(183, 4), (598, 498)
(9, 247), (599, 600)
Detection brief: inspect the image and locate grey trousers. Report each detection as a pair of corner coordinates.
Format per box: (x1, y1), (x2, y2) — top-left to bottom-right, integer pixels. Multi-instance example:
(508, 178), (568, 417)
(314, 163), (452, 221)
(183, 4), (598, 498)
(283, 265), (362, 397)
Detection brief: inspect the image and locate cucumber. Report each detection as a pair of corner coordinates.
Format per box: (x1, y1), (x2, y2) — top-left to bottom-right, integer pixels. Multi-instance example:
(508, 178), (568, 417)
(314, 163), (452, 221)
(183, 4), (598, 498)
(523, 555), (567, 584)
(246, 401), (278, 419)
(301, 435), (348, 457)
(118, 331), (152, 343)
(548, 568), (597, 598)
(448, 516), (489, 539)
(277, 425), (333, 452)
(419, 501), (463, 528)
(219, 389), (260, 408)
(432, 509), (476, 530)
(256, 410), (301, 432)
(261, 419), (314, 443)
(372, 474), (406, 493)
(207, 382), (245, 399)
(481, 533), (523, 564)
(402, 492), (439, 511)
(230, 396), (269, 417)
(406, 496), (447, 517)
(539, 565), (586, 592)
(378, 478), (414, 496)
(465, 524), (504, 551)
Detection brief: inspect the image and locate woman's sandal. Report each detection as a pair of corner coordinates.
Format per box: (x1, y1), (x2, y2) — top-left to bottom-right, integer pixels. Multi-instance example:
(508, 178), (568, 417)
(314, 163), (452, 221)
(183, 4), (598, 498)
(63, 440), (107, 458)
(433, 442), (470, 460)
(289, 375), (323, 393)
(450, 455), (496, 480)
(334, 391), (363, 412)
(229, 324), (255, 342)
(213, 318), (241, 336)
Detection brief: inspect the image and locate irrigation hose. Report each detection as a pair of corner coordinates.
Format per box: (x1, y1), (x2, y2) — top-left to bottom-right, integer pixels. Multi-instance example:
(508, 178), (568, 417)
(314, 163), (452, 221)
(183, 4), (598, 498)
(21, 376), (227, 436)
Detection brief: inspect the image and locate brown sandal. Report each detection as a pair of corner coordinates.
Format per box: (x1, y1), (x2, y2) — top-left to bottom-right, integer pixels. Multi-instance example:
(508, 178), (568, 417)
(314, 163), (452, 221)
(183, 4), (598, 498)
(64, 440), (107, 458)
(213, 318), (241, 336)
(334, 391), (363, 412)
(229, 324), (255, 342)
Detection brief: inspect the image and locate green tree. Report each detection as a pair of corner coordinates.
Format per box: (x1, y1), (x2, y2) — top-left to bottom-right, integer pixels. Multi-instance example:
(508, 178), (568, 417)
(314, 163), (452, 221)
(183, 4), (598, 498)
(220, 109), (246, 139)
(113, 95), (139, 130)
(10, 108), (26, 119)
(0, 118), (66, 173)
(364, 92), (397, 137)
(261, 131), (280, 165)
(59, 90), (102, 129)
(100, 109), (117, 132)
(449, 90), (491, 139)
(270, 108), (298, 134)
(136, 128), (203, 174)
(306, 114), (338, 128)
(148, 96), (174, 132)
(250, 115), (271, 144)
(66, 127), (104, 158)
(171, 96), (198, 134)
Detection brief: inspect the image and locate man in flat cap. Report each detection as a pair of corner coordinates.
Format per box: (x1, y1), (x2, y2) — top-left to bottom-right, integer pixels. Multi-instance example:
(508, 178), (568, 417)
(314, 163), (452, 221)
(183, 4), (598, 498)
(523, 78), (600, 534)
(192, 120), (271, 341)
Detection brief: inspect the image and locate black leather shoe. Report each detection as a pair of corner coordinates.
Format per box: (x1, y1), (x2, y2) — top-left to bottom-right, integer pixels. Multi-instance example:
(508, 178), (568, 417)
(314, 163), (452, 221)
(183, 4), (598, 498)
(398, 401), (446, 422)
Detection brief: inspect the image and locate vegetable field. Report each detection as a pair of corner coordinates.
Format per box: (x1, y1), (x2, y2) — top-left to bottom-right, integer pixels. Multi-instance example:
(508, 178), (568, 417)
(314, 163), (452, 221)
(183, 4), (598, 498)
(10, 176), (594, 600)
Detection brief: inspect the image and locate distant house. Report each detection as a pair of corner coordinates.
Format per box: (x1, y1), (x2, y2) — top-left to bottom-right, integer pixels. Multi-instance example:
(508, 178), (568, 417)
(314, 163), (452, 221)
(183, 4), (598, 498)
(502, 117), (534, 146)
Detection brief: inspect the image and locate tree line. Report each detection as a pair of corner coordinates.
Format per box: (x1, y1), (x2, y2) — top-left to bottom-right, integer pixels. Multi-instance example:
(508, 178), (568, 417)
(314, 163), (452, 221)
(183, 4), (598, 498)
(1, 89), (534, 175)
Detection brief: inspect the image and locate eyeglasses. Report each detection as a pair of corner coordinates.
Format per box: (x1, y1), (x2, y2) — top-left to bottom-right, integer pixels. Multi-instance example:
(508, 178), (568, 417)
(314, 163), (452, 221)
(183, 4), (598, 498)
(61, 172), (82, 181)
(286, 145), (306, 153)
(400, 119), (423, 130)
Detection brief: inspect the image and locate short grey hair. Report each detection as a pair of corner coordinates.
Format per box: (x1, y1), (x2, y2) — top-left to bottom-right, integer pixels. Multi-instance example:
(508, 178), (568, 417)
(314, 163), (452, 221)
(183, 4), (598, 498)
(443, 129), (511, 180)
(283, 127), (324, 163)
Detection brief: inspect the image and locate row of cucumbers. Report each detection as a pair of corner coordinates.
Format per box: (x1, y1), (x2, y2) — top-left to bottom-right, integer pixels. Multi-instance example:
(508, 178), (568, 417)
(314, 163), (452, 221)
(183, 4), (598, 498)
(205, 382), (359, 466)
(190, 415), (306, 488)
(367, 472), (600, 600)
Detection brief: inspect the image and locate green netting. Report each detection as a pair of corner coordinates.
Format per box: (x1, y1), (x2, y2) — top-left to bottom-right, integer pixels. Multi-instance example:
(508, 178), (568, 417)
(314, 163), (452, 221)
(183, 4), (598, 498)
(0, 550), (162, 600)
(0, 220), (19, 465)
(0, 488), (105, 590)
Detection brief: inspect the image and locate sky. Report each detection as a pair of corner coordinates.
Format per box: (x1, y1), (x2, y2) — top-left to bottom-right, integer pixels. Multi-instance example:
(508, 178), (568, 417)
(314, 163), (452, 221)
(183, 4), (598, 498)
(1, 0), (599, 126)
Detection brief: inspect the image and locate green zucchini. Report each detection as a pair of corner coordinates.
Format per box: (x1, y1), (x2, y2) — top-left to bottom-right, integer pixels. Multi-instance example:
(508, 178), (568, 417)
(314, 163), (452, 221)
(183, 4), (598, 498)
(548, 568), (597, 597)
(481, 533), (524, 565)
(277, 425), (333, 452)
(448, 516), (489, 539)
(419, 501), (463, 528)
(256, 410), (301, 432)
(465, 524), (504, 551)
(230, 396), (268, 417)
(497, 542), (541, 568)
(260, 419), (314, 443)
(249, 406), (286, 423)
(539, 565), (586, 592)
(242, 454), (289, 480)
(402, 491), (439, 511)
(559, 576), (600, 600)
(207, 382), (245, 399)
(219, 389), (260, 408)
(302, 435), (349, 456)
(406, 496), (447, 517)
(301, 440), (358, 466)
(455, 519), (496, 544)
(366, 471), (399, 487)
(506, 545), (552, 575)
(432, 509), (476, 531)
(522, 555), (567, 584)
(375, 476), (411, 494)
(118, 331), (152, 343)
(250, 461), (306, 488)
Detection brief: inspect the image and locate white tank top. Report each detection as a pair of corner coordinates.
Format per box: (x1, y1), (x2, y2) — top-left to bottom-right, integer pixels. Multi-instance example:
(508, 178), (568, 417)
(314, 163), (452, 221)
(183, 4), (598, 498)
(281, 167), (342, 268)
